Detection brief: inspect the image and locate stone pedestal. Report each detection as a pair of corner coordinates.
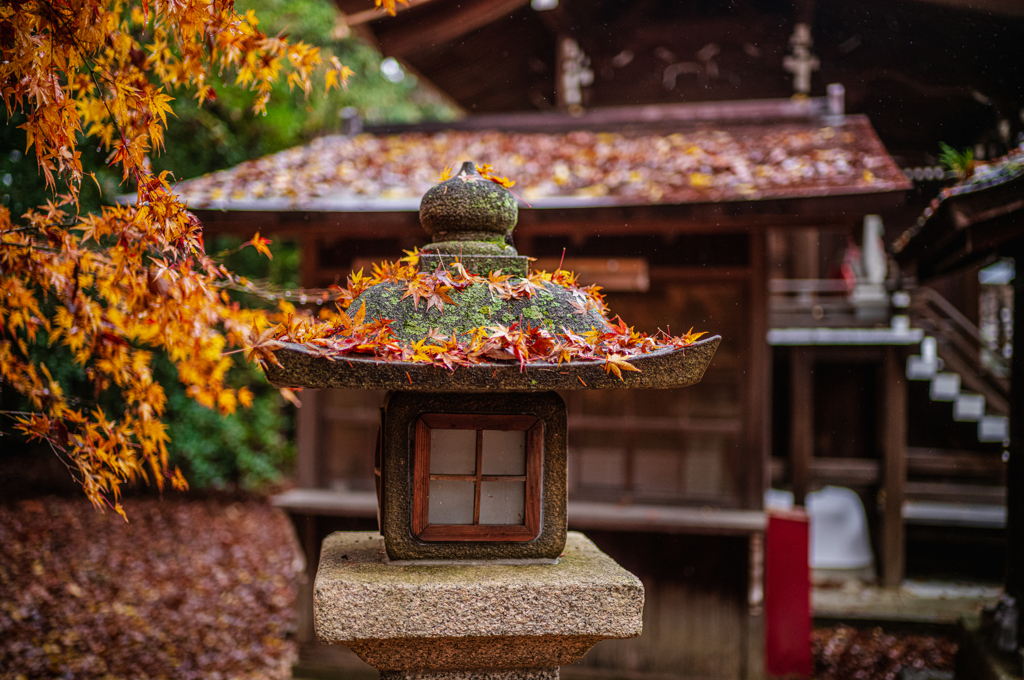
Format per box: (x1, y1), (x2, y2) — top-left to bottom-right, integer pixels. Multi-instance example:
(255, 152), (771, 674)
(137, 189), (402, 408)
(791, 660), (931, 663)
(314, 531), (644, 678)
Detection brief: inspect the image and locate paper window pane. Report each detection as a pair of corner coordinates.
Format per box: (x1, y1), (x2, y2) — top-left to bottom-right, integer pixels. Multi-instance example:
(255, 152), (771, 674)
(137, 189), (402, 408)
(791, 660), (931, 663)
(480, 430), (527, 475)
(429, 480), (476, 524)
(430, 429), (477, 474)
(479, 481), (525, 525)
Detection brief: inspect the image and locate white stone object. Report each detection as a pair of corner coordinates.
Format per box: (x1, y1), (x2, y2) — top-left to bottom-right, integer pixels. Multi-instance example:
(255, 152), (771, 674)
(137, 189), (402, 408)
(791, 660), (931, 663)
(806, 486), (874, 570)
(783, 23), (820, 95)
(861, 215), (887, 285)
(559, 38), (593, 108)
(851, 214), (888, 311)
(764, 488), (795, 512)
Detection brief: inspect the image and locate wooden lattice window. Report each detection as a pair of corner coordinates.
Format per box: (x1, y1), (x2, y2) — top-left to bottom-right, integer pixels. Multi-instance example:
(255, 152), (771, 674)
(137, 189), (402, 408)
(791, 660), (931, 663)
(412, 414), (543, 542)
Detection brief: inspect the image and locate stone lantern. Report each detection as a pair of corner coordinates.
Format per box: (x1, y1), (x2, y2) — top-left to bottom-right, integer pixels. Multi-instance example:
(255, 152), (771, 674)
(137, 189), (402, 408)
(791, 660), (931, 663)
(266, 161), (720, 680)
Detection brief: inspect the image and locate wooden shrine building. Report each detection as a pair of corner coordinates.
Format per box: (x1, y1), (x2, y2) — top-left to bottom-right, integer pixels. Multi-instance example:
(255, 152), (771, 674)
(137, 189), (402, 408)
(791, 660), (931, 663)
(171, 0), (1024, 676)
(181, 99), (909, 678)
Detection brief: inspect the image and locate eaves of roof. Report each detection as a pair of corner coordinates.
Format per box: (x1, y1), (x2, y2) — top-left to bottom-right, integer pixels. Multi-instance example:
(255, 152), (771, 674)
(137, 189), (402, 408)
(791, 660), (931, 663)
(892, 145), (1024, 275)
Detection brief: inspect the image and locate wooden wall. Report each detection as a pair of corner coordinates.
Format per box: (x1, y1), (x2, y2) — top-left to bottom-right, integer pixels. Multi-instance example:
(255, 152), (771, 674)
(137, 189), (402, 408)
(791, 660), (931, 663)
(568, 531), (759, 680)
(296, 225), (766, 512)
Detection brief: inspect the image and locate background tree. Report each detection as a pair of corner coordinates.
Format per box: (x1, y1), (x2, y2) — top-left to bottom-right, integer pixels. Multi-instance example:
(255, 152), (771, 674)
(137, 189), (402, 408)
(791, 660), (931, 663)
(0, 0), (447, 515)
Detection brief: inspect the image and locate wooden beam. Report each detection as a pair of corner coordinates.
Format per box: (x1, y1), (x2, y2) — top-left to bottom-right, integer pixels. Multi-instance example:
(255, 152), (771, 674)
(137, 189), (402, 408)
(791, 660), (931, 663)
(376, 0), (530, 57)
(296, 514), (317, 644)
(789, 348), (813, 506)
(344, 0), (439, 26)
(880, 345), (908, 588)
(910, 0), (1024, 16)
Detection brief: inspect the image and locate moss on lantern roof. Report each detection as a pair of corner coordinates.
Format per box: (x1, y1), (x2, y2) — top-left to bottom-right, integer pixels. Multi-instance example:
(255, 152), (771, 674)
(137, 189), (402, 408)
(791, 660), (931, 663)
(355, 279), (608, 343)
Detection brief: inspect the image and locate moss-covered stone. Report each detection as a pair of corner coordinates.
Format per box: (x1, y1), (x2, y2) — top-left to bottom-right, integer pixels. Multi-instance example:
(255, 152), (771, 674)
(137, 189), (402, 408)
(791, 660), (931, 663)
(354, 280), (608, 343)
(419, 162), (518, 242)
(419, 253), (528, 277)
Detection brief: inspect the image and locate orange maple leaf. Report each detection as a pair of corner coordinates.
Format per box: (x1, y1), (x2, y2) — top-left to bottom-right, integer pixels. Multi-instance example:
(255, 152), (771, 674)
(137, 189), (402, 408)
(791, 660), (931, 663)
(475, 163), (516, 188)
(437, 164), (455, 182)
(375, 0), (409, 16)
(604, 353), (641, 380)
(247, 231), (273, 259)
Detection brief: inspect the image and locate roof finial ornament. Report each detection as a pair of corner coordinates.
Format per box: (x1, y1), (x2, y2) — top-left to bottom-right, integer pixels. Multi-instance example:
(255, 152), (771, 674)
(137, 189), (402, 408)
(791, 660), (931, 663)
(783, 23), (820, 96)
(418, 160), (524, 274)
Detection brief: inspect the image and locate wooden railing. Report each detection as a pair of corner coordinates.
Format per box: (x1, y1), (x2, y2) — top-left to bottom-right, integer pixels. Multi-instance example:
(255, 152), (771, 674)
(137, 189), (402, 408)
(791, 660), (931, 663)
(909, 286), (1010, 415)
(768, 278), (874, 327)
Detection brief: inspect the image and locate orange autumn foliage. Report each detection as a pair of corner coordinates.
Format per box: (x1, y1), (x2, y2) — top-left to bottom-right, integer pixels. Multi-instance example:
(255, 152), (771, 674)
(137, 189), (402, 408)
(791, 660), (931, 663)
(0, 0), (353, 518)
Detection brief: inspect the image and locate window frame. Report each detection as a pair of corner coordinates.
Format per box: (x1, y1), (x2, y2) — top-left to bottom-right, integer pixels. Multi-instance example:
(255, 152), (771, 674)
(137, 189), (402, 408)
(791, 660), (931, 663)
(412, 413), (543, 542)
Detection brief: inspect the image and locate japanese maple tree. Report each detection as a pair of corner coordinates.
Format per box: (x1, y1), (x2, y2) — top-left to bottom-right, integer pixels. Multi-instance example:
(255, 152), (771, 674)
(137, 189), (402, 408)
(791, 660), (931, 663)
(0, 0), (702, 518)
(0, 0), (357, 518)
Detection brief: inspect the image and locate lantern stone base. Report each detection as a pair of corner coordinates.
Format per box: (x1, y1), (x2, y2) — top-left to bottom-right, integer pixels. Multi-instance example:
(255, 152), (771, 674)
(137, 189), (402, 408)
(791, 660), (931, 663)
(314, 531), (643, 674)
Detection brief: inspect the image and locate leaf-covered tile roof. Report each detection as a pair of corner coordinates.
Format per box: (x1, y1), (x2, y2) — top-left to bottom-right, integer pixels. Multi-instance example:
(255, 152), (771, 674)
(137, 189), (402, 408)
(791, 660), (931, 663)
(892, 144), (1024, 256)
(172, 115), (908, 212)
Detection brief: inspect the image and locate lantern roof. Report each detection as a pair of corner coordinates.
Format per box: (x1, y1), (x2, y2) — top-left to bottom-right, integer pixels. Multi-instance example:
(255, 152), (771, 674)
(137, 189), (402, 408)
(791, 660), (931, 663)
(263, 161), (721, 391)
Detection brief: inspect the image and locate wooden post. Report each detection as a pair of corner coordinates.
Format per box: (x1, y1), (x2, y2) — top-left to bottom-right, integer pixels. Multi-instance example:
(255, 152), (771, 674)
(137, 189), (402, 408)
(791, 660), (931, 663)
(790, 349), (813, 506)
(296, 388), (323, 488)
(745, 229), (770, 510)
(880, 345), (907, 587)
(296, 514), (318, 644)
(1006, 250), (1024, 641)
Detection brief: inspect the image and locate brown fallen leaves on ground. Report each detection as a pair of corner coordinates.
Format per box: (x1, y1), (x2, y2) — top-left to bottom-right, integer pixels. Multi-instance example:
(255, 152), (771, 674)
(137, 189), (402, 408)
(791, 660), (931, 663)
(0, 497), (300, 680)
(814, 624), (958, 680)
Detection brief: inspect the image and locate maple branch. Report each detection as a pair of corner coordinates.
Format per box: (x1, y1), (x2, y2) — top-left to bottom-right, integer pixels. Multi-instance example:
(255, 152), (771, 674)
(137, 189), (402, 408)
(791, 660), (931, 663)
(0, 241), (60, 252)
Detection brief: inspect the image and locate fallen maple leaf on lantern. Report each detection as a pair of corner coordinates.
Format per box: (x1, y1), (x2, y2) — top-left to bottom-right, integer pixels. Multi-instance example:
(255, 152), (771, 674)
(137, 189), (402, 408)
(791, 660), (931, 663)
(604, 353), (642, 380)
(476, 163), (516, 188)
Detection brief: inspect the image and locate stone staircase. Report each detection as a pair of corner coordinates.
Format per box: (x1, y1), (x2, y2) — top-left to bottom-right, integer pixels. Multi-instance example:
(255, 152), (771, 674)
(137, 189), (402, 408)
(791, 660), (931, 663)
(902, 287), (1010, 529)
(906, 335), (1009, 445)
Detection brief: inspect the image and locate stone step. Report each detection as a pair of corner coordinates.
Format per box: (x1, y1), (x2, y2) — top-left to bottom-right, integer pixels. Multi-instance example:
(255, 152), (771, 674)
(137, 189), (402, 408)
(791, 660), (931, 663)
(929, 373), (961, 401)
(978, 416), (1009, 443)
(953, 393), (986, 422)
(906, 355), (940, 380)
